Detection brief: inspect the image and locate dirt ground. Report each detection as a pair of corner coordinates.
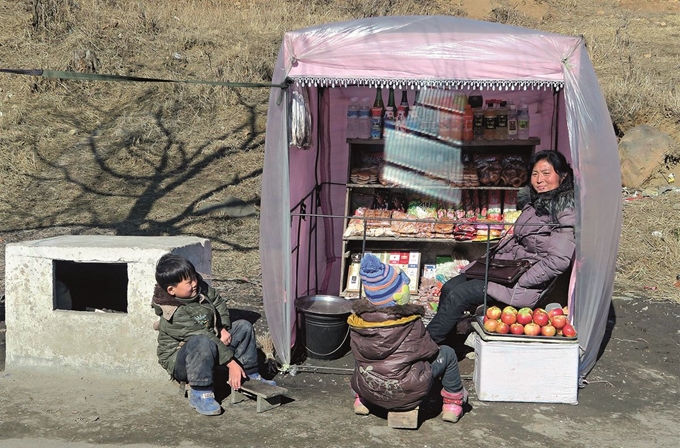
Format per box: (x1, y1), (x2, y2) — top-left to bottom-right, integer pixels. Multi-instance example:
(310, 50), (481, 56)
(1, 293), (679, 448)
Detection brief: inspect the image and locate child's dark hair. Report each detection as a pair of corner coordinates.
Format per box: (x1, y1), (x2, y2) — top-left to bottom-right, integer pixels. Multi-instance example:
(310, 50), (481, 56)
(155, 254), (198, 290)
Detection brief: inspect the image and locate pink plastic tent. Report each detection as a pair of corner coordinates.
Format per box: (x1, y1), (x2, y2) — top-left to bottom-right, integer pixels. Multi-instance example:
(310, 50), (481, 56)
(260, 16), (621, 384)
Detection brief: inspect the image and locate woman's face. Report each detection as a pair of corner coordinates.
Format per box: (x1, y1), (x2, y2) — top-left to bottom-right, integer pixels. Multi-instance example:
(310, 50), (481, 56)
(531, 159), (563, 193)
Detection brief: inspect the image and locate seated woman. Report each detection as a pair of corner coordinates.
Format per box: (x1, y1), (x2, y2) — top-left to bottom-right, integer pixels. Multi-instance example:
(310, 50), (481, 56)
(427, 150), (576, 344)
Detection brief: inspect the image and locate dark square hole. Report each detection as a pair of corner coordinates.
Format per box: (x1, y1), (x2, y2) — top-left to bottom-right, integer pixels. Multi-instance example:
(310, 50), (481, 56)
(54, 260), (128, 313)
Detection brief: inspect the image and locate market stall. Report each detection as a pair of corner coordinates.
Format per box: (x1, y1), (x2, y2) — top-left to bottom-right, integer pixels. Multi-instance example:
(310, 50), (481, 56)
(260, 16), (621, 391)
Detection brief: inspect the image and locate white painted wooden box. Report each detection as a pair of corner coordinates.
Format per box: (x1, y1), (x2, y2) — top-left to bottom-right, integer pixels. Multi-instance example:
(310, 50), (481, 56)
(472, 322), (579, 404)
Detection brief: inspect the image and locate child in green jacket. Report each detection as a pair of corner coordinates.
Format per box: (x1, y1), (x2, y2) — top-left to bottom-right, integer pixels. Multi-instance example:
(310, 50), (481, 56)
(151, 253), (274, 416)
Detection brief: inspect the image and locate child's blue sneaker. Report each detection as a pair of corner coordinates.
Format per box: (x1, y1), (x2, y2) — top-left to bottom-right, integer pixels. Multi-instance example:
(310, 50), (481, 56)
(188, 387), (222, 416)
(247, 372), (277, 386)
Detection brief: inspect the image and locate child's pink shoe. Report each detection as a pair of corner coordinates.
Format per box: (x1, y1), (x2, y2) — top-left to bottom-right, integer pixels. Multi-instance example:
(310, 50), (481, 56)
(353, 394), (370, 415)
(441, 388), (468, 423)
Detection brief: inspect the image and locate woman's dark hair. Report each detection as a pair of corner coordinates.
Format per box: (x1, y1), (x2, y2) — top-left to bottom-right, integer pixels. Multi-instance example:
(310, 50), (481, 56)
(527, 150), (574, 188)
(155, 254), (198, 290)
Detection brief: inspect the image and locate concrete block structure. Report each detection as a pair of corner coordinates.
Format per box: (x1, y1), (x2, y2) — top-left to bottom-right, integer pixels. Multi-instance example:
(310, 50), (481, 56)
(4, 235), (211, 378)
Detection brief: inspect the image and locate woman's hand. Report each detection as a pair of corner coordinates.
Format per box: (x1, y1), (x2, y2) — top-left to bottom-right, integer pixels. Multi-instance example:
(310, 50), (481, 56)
(220, 328), (232, 345)
(226, 359), (246, 390)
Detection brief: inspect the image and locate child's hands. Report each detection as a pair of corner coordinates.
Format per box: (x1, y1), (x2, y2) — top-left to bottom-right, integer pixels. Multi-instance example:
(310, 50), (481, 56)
(226, 359), (246, 390)
(220, 328), (232, 345)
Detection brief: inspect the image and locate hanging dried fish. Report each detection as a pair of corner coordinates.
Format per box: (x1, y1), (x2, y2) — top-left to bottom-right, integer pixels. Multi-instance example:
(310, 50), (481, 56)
(289, 84), (312, 148)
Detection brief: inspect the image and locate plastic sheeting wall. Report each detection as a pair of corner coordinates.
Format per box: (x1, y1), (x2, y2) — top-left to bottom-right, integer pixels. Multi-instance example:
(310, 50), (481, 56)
(261, 16), (621, 380)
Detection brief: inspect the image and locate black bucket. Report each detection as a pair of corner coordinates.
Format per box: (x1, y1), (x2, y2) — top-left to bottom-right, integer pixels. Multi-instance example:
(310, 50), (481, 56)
(295, 295), (353, 360)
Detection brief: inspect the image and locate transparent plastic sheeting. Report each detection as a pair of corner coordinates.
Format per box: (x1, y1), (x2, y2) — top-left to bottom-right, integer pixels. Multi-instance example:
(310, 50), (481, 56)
(260, 16), (621, 380)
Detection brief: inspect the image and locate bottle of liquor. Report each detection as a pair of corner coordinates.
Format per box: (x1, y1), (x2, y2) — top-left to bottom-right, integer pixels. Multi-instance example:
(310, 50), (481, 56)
(483, 100), (497, 141)
(507, 101), (518, 140)
(399, 90), (410, 116)
(395, 90), (409, 131)
(384, 87), (397, 127)
(472, 99), (485, 141)
(495, 100), (508, 140)
(370, 87), (385, 139)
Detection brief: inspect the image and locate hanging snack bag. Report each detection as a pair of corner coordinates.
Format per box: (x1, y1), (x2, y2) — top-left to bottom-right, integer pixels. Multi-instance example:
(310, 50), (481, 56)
(487, 189), (502, 221)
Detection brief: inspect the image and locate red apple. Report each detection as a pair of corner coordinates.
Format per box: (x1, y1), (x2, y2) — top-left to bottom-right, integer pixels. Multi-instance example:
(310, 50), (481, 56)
(516, 308), (533, 325)
(501, 311), (517, 325)
(562, 324), (577, 337)
(524, 322), (541, 336)
(533, 307), (546, 315)
(502, 306), (518, 315)
(518, 307), (533, 315)
(510, 323), (524, 335)
(551, 314), (568, 330)
(496, 321), (510, 334)
(547, 307), (564, 319)
(484, 318), (499, 333)
(486, 306), (502, 320)
(541, 324), (557, 337)
(533, 310), (549, 327)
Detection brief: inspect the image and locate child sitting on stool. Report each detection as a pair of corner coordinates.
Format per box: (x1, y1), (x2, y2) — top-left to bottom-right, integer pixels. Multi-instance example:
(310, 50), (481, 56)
(348, 253), (468, 423)
(151, 253), (275, 416)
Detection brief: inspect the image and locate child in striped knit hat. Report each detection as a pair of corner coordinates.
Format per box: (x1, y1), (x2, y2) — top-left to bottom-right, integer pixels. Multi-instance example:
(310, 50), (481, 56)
(347, 253), (468, 423)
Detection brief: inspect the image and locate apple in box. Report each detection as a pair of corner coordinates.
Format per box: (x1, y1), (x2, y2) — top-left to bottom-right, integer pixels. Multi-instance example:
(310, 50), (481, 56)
(524, 322), (541, 336)
(502, 306), (518, 315)
(548, 307), (564, 319)
(533, 309), (550, 326)
(495, 321), (510, 334)
(501, 311), (517, 325)
(541, 324), (557, 337)
(484, 318), (499, 333)
(486, 306), (502, 320)
(551, 314), (568, 330)
(516, 307), (533, 325)
(562, 324), (577, 337)
(510, 323), (524, 335)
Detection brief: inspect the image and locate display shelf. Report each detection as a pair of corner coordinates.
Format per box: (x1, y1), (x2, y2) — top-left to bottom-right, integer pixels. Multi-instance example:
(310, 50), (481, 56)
(343, 236), (500, 243)
(346, 137), (540, 147)
(338, 133), (540, 297)
(347, 183), (521, 190)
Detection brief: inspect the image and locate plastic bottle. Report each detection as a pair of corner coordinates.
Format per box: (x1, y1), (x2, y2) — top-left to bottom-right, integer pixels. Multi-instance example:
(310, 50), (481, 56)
(357, 97), (371, 139)
(345, 97), (359, 139)
(507, 101), (518, 140)
(370, 87), (385, 139)
(483, 100), (497, 140)
(462, 104), (474, 141)
(518, 99), (530, 140)
(495, 100), (508, 140)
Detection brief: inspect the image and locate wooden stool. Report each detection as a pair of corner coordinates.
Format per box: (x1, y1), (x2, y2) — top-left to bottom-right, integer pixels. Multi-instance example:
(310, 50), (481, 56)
(230, 380), (288, 413)
(387, 406), (419, 429)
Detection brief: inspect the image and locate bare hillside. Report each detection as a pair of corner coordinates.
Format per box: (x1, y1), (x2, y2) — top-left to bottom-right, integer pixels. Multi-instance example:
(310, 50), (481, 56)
(0, 0), (678, 300)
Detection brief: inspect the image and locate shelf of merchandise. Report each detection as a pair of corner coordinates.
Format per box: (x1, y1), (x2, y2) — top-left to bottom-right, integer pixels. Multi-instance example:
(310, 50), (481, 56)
(338, 136), (540, 298)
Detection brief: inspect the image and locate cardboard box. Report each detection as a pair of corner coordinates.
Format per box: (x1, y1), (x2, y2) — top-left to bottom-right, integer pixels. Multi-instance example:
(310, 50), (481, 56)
(472, 323), (579, 404)
(368, 250), (421, 294)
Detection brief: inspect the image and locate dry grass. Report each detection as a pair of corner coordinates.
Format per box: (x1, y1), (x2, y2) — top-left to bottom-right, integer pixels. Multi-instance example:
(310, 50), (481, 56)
(616, 192), (680, 298)
(0, 0), (679, 302)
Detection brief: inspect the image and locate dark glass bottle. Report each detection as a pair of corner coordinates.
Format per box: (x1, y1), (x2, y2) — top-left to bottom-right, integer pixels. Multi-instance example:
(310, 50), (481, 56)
(384, 87), (396, 123)
(370, 87), (385, 139)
